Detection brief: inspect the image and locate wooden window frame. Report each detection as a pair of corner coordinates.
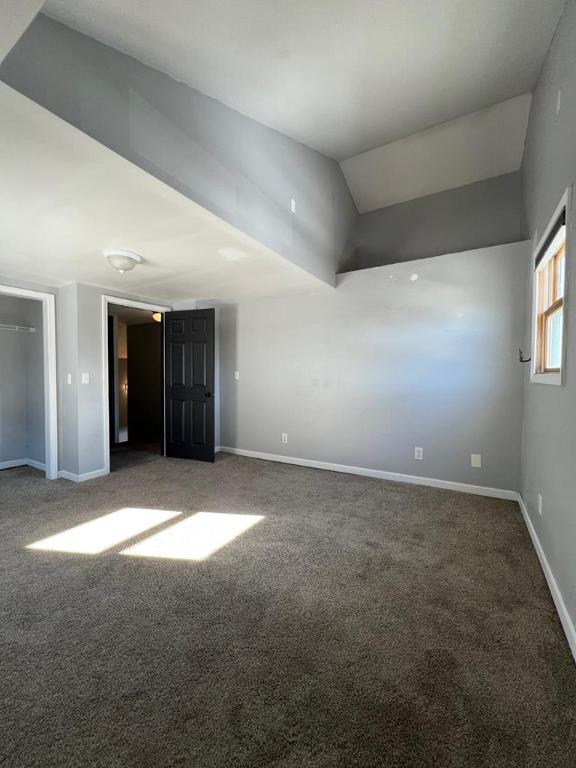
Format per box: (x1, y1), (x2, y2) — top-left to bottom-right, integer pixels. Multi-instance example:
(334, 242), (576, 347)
(536, 244), (564, 374)
(531, 189), (571, 387)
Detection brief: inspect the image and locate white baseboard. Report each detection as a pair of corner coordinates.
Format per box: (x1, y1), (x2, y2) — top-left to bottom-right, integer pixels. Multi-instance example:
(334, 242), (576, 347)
(26, 459), (46, 471)
(517, 495), (576, 663)
(219, 446), (574, 663)
(0, 459), (28, 470)
(218, 447), (518, 501)
(58, 467), (109, 483)
(0, 458), (46, 472)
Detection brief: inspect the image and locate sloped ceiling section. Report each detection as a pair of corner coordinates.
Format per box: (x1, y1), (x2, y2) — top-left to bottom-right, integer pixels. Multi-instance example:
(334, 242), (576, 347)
(340, 94), (532, 214)
(0, 0), (44, 63)
(0, 84), (328, 302)
(0, 15), (356, 288)
(43, 0), (564, 160)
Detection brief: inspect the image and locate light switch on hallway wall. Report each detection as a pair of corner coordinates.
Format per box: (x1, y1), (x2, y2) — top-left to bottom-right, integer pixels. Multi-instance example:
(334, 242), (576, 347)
(471, 453), (482, 468)
(81, 373), (90, 385)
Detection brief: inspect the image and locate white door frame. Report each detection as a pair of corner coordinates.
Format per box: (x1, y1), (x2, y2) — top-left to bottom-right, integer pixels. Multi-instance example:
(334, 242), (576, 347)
(101, 295), (171, 474)
(0, 284), (58, 480)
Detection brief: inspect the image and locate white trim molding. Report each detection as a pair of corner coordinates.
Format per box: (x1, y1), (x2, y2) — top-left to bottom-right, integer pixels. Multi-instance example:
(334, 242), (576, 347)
(218, 446), (575, 661)
(0, 459), (46, 471)
(218, 447), (519, 500)
(0, 284), (58, 479)
(101, 294), (172, 475)
(58, 467), (109, 483)
(517, 495), (576, 663)
(26, 459), (46, 471)
(0, 459), (29, 470)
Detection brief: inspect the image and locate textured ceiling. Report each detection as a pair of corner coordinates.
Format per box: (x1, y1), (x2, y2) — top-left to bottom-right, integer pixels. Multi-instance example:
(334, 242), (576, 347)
(44, 0), (564, 160)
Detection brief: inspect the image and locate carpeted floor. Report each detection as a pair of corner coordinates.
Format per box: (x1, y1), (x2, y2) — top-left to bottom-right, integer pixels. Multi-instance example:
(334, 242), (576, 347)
(1, 454), (575, 767)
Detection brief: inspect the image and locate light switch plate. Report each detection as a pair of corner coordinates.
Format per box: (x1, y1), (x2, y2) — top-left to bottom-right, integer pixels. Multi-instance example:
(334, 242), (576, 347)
(234, 371), (240, 380)
(67, 373), (72, 385)
(81, 372), (90, 385)
(471, 453), (482, 468)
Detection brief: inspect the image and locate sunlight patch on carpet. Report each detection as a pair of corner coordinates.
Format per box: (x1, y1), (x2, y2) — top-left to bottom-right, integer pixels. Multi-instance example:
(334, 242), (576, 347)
(27, 508), (181, 554)
(120, 512), (264, 561)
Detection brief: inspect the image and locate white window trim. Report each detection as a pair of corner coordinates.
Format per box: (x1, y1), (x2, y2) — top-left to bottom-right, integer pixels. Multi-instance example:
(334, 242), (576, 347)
(530, 187), (571, 386)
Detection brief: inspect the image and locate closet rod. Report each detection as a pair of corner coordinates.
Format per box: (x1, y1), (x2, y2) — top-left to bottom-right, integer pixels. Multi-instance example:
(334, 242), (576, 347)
(0, 323), (36, 333)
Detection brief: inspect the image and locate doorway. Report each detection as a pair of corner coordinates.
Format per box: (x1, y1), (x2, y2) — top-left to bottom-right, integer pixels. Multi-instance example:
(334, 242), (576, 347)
(104, 299), (166, 472)
(102, 297), (216, 474)
(0, 285), (58, 479)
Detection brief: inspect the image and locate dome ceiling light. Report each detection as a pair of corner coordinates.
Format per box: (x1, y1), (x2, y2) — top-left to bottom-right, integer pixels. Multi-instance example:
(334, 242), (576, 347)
(104, 249), (143, 275)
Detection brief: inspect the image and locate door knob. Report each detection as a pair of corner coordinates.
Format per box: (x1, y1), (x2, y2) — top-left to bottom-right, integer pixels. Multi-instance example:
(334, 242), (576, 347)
(205, 392), (212, 398)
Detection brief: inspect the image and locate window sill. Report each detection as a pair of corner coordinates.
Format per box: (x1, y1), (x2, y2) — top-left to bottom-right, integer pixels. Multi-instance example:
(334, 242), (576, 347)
(531, 372), (563, 386)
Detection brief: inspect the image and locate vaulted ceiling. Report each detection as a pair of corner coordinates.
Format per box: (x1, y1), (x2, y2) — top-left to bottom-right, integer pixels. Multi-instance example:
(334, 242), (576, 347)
(44, 0), (565, 160)
(0, 84), (326, 302)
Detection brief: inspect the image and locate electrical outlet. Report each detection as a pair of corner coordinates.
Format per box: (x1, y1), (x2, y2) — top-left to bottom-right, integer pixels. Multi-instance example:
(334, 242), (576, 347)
(538, 493), (543, 516)
(234, 371), (240, 380)
(281, 433), (288, 444)
(414, 447), (423, 460)
(471, 453), (482, 468)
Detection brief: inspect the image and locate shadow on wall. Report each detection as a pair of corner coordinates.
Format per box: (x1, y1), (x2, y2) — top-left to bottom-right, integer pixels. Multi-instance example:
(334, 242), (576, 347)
(341, 172), (528, 272)
(0, 14), (357, 285)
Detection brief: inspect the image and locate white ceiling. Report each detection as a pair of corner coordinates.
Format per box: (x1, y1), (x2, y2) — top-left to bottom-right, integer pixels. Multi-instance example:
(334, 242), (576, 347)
(0, 84), (326, 303)
(341, 94), (532, 213)
(43, 0), (564, 160)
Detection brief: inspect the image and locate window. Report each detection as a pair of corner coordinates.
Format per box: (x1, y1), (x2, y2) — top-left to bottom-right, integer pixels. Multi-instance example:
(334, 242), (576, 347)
(532, 201), (568, 385)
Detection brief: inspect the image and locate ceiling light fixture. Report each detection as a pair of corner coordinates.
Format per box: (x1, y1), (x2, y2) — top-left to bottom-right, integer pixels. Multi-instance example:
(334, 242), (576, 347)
(104, 249), (143, 275)
(152, 312), (162, 323)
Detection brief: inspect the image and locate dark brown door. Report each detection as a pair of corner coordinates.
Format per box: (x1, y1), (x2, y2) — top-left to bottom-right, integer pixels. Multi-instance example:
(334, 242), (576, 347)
(164, 309), (215, 462)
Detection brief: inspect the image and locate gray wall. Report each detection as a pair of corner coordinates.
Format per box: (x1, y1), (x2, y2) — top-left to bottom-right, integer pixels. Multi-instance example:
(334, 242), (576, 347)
(343, 172), (527, 271)
(57, 283), (80, 476)
(220, 241), (529, 491)
(0, 0), (43, 64)
(520, 0), (576, 640)
(0, 14), (357, 285)
(0, 295), (44, 465)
